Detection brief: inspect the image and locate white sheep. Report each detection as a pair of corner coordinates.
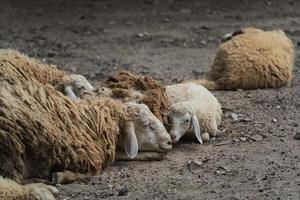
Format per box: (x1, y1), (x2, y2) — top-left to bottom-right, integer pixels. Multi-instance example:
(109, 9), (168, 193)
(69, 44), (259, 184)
(0, 176), (58, 200)
(68, 73), (223, 144)
(166, 83), (222, 144)
(63, 74), (95, 102)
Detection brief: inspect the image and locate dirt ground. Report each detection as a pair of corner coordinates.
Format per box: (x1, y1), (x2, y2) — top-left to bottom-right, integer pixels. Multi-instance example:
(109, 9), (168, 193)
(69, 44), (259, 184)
(0, 0), (299, 199)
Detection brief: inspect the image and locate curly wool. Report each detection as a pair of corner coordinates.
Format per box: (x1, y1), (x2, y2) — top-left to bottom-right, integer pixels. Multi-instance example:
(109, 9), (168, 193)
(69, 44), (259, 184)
(105, 71), (171, 129)
(199, 27), (295, 90)
(0, 75), (125, 183)
(0, 49), (66, 88)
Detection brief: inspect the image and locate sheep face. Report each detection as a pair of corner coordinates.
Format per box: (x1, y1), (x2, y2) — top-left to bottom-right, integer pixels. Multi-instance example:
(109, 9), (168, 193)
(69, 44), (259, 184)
(169, 102), (202, 144)
(123, 103), (172, 158)
(69, 74), (95, 92)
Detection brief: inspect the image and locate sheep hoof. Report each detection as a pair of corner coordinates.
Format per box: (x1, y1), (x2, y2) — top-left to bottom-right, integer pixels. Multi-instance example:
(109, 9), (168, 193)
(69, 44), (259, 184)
(51, 172), (64, 185)
(26, 183), (58, 200)
(201, 132), (210, 143)
(34, 187), (57, 200)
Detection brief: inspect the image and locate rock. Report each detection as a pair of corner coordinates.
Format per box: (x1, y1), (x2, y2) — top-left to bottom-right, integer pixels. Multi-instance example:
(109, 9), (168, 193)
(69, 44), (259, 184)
(163, 18), (170, 23)
(200, 40), (207, 45)
(219, 166), (231, 172)
(239, 117), (252, 122)
(187, 159), (203, 174)
(215, 169), (226, 175)
(215, 140), (232, 146)
(118, 187), (128, 196)
(192, 69), (204, 76)
(272, 118), (278, 123)
(233, 138), (240, 143)
(293, 132), (300, 140)
(239, 137), (247, 142)
(250, 134), (263, 142)
(231, 113), (239, 121)
(137, 31), (150, 38)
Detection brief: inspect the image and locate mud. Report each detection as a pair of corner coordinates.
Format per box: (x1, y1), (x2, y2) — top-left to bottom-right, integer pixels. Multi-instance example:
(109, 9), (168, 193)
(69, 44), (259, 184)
(0, 0), (299, 199)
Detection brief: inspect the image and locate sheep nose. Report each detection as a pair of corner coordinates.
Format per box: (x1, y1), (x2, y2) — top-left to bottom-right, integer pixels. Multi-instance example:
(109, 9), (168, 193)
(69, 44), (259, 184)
(167, 139), (172, 145)
(170, 134), (176, 140)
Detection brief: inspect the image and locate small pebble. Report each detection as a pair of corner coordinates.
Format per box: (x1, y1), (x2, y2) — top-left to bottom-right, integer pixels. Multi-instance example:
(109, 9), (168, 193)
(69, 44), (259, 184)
(118, 187), (128, 196)
(293, 132), (300, 140)
(250, 135), (263, 142)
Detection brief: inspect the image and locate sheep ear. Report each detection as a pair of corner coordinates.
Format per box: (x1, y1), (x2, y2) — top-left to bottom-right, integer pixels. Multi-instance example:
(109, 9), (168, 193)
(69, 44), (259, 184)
(192, 115), (203, 144)
(64, 85), (78, 102)
(123, 121), (138, 159)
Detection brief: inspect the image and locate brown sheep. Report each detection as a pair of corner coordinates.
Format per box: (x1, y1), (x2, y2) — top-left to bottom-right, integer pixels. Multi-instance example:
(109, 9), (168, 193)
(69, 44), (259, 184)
(0, 176), (58, 200)
(0, 75), (124, 184)
(0, 49), (94, 101)
(197, 27), (295, 90)
(105, 71), (171, 130)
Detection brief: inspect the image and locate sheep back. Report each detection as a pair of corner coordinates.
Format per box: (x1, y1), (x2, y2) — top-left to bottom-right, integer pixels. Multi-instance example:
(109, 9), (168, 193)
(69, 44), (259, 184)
(105, 71), (171, 129)
(0, 75), (123, 183)
(211, 27), (295, 90)
(0, 49), (66, 88)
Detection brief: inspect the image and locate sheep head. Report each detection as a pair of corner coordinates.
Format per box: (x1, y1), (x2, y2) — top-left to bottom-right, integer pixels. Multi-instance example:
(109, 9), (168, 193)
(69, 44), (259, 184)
(122, 102), (172, 158)
(168, 102), (202, 144)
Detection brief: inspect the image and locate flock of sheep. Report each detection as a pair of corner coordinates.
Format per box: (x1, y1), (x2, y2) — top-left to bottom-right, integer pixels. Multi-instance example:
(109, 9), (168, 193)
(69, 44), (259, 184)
(0, 27), (295, 200)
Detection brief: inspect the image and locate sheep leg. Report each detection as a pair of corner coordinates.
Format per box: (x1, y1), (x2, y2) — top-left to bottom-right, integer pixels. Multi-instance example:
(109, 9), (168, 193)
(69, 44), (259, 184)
(64, 75), (95, 101)
(201, 132), (210, 143)
(52, 170), (88, 185)
(24, 183), (58, 200)
(25, 183), (59, 194)
(69, 74), (95, 92)
(64, 85), (78, 102)
(207, 119), (218, 137)
(116, 151), (167, 161)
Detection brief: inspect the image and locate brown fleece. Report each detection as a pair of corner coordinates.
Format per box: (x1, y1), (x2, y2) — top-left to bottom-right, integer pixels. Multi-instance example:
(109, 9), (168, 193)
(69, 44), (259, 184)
(197, 27), (294, 90)
(0, 74), (125, 183)
(105, 71), (171, 129)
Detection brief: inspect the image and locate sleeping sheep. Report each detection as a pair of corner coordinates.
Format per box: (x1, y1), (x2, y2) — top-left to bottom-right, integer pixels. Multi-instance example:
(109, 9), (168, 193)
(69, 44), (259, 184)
(166, 83), (222, 144)
(198, 27), (295, 90)
(104, 71), (171, 129)
(0, 49), (94, 101)
(70, 72), (223, 144)
(0, 75), (171, 185)
(0, 51), (172, 188)
(0, 176), (58, 200)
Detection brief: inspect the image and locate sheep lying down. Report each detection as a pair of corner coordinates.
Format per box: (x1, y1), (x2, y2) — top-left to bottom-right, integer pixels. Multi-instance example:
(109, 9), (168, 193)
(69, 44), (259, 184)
(198, 27), (295, 90)
(0, 176), (58, 200)
(0, 50), (172, 190)
(70, 75), (223, 144)
(166, 83), (222, 144)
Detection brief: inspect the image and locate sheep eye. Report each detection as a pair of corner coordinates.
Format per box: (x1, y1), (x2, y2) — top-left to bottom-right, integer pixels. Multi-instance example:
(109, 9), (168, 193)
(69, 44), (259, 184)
(185, 119), (190, 123)
(143, 123), (149, 128)
(149, 123), (155, 130)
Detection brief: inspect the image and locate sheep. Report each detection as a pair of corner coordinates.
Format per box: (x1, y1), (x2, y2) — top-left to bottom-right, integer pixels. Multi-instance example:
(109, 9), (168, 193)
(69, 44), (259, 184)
(0, 50), (172, 158)
(166, 83), (222, 144)
(63, 74), (96, 102)
(0, 50), (171, 128)
(0, 176), (58, 200)
(197, 27), (295, 90)
(104, 71), (171, 130)
(0, 49), (65, 88)
(0, 49), (94, 101)
(0, 71), (171, 186)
